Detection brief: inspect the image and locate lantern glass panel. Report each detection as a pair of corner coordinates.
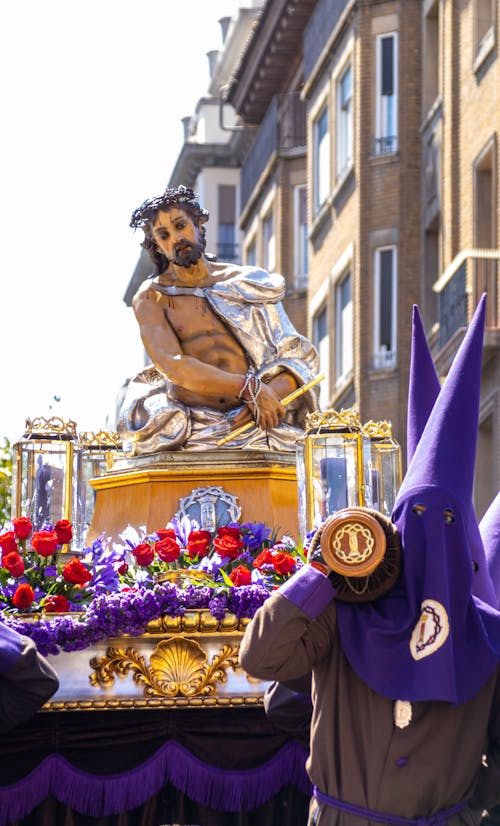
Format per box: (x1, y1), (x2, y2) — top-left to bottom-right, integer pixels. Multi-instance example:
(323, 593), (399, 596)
(14, 440), (78, 532)
(297, 432), (372, 538)
(76, 450), (110, 547)
(368, 441), (401, 516)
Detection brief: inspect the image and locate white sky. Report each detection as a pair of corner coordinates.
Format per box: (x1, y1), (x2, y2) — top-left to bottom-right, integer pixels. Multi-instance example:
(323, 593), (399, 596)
(0, 0), (238, 444)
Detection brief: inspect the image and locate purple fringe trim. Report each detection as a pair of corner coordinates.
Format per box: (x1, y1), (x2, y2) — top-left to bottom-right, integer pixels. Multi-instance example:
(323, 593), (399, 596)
(0, 740), (311, 823)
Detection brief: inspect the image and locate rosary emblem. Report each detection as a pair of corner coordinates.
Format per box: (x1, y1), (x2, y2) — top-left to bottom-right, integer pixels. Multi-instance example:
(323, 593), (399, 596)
(409, 599), (449, 661)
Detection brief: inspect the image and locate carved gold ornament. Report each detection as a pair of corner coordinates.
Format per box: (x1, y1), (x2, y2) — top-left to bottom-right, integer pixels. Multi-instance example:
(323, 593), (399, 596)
(78, 430), (122, 449)
(90, 636), (241, 698)
(23, 416), (78, 440)
(361, 419), (394, 439)
(320, 508), (387, 577)
(304, 408), (362, 433)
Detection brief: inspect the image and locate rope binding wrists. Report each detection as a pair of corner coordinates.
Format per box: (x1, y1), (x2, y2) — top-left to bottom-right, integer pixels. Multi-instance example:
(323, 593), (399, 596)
(239, 371), (263, 426)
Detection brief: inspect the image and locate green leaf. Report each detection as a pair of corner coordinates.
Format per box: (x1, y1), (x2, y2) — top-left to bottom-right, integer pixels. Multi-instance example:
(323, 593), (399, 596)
(219, 567), (234, 587)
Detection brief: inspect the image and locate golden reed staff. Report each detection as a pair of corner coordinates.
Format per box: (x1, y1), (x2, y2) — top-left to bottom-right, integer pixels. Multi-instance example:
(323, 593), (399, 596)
(216, 373), (325, 447)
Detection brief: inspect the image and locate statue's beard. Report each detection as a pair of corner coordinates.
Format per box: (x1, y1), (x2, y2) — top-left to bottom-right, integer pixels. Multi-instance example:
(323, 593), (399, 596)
(172, 240), (205, 268)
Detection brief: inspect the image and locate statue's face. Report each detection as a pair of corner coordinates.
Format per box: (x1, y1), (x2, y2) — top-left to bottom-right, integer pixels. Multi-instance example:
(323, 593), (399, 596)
(151, 208), (204, 268)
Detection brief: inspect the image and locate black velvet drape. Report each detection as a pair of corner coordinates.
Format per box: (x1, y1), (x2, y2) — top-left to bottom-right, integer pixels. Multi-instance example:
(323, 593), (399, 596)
(0, 707), (310, 826)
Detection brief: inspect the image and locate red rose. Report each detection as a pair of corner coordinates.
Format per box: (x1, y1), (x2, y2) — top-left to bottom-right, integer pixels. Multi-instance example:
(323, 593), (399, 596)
(156, 529), (176, 541)
(62, 558), (92, 585)
(272, 551), (296, 575)
(2, 551), (25, 578)
(0, 531), (17, 556)
(230, 565), (252, 586)
(217, 526), (242, 541)
(12, 517), (32, 540)
(155, 536), (181, 563)
(55, 519), (73, 545)
(12, 583), (35, 609)
(32, 530), (58, 557)
(117, 562), (129, 575)
(187, 530), (211, 559)
(43, 594), (70, 613)
(214, 533), (244, 559)
(253, 549), (274, 569)
(132, 543), (155, 567)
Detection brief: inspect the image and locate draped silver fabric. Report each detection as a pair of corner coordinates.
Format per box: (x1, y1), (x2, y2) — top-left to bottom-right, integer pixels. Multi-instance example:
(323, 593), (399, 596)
(117, 264), (319, 454)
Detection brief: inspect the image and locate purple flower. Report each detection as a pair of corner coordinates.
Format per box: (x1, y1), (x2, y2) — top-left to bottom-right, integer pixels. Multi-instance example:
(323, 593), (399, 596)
(241, 522), (271, 550)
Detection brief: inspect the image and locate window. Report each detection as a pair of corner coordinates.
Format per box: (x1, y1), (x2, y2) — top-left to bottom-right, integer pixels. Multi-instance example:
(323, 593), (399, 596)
(474, 141), (496, 249)
(424, 218), (440, 329)
(217, 185), (238, 262)
(375, 33), (398, 155)
(246, 238), (257, 267)
(314, 105), (330, 212)
(423, 2), (440, 114)
(262, 210), (275, 272)
(374, 247), (397, 370)
(335, 273), (353, 385)
(475, 411), (495, 518)
(474, 140), (497, 314)
(294, 186), (308, 289)
(474, 0), (495, 55)
(337, 64), (353, 178)
(313, 305), (330, 408)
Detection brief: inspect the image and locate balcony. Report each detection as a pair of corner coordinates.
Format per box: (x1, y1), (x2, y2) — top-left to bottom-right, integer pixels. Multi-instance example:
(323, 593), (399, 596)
(240, 93), (306, 209)
(373, 136), (398, 157)
(434, 250), (500, 350)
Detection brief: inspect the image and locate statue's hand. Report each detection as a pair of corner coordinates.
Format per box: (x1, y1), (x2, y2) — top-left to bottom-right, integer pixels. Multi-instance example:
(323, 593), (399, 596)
(254, 382), (286, 429)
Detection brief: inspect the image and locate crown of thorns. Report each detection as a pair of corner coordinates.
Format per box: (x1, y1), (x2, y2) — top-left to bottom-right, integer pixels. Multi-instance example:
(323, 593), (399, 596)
(129, 185), (209, 229)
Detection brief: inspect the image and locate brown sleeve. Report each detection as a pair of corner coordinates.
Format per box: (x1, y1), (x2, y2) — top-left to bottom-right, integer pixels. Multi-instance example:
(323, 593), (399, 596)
(0, 636), (59, 731)
(239, 590), (337, 683)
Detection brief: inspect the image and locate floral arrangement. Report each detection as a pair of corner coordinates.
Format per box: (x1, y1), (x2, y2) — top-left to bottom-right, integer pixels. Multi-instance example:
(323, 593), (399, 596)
(0, 515), (305, 656)
(0, 517), (95, 613)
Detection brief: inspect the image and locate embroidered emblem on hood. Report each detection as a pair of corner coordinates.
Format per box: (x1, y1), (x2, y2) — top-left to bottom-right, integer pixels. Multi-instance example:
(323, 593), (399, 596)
(410, 599), (449, 660)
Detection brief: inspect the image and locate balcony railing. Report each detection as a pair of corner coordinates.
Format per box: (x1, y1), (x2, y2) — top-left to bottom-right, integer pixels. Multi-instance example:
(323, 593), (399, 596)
(373, 136), (398, 156)
(216, 243), (239, 263)
(434, 250), (500, 349)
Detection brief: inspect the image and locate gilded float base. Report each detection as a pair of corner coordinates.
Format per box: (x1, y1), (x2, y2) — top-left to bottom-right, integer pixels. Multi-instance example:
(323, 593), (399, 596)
(44, 611), (268, 712)
(87, 449), (299, 542)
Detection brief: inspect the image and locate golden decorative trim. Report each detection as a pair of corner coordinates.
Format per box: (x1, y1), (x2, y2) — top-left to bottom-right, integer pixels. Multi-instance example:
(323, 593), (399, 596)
(361, 420), (394, 439)
(90, 637), (241, 698)
(43, 695), (264, 712)
(78, 430), (122, 449)
(17, 610), (249, 635)
(146, 610), (248, 634)
(22, 416), (78, 441)
(304, 408), (361, 433)
(89, 466), (297, 490)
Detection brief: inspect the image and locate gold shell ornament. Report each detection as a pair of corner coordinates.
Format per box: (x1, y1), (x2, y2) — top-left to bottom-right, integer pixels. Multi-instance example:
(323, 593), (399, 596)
(90, 637), (240, 698)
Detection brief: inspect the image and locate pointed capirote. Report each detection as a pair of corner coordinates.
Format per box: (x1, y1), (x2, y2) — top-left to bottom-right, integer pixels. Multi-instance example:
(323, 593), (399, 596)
(406, 304), (441, 463)
(336, 294), (500, 704)
(481, 492), (500, 607)
(396, 294), (487, 508)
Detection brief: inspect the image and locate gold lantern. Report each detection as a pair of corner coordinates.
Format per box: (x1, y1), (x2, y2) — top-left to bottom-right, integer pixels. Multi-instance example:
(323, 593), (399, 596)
(76, 430), (122, 548)
(296, 409), (373, 539)
(362, 420), (402, 518)
(12, 416), (81, 549)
